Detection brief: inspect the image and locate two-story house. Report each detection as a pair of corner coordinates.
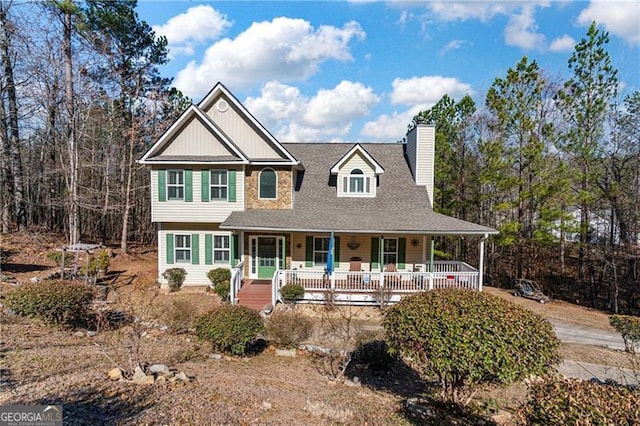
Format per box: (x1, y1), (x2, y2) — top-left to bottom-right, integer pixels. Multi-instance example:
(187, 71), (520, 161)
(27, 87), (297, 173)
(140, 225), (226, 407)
(139, 82), (497, 308)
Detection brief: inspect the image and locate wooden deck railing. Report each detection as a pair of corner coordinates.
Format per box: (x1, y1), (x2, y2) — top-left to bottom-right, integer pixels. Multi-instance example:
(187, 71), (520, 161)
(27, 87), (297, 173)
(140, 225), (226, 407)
(272, 261), (480, 305)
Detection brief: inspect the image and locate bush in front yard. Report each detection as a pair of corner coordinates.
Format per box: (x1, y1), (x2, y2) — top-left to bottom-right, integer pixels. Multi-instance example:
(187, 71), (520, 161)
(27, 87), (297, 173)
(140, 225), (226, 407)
(279, 283), (305, 301)
(4, 280), (94, 327)
(610, 314), (640, 353)
(162, 267), (187, 292)
(265, 309), (313, 348)
(522, 377), (640, 424)
(195, 305), (265, 355)
(207, 268), (231, 302)
(383, 288), (560, 403)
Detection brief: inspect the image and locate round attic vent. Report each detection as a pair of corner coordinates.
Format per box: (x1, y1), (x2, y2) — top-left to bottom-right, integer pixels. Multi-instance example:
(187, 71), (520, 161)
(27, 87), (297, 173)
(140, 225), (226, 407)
(216, 99), (229, 112)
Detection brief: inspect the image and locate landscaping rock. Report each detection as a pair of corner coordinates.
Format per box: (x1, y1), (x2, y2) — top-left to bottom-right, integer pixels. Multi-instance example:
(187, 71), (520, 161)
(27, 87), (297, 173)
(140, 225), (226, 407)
(261, 401), (272, 410)
(344, 379), (360, 387)
(149, 364), (170, 374)
(30, 276), (41, 283)
(491, 410), (513, 425)
(209, 353), (223, 360)
(107, 367), (123, 381)
(275, 348), (296, 358)
(73, 331), (85, 338)
(132, 365), (147, 381)
(175, 371), (189, 382)
(133, 374), (155, 385)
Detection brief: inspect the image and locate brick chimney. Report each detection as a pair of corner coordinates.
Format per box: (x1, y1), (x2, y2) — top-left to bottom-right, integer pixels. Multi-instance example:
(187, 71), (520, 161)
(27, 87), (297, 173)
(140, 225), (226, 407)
(405, 122), (435, 208)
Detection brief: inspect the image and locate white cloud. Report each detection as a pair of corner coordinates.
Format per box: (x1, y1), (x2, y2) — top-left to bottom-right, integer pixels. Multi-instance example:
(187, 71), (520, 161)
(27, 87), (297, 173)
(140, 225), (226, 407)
(549, 34), (576, 52)
(244, 80), (379, 142)
(577, 1), (640, 46)
(504, 5), (547, 51)
(427, 2), (522, 22)
(174, 18), (365, 98)
(360, 109), (417, 141)
(152, 5), (232, 57)
(439, 39), (468, 56)
(390, 76), (474, 106)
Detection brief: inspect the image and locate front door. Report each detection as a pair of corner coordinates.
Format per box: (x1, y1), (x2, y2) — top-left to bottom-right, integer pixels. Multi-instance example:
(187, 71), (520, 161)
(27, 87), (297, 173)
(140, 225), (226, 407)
(257, 237), (277, 279)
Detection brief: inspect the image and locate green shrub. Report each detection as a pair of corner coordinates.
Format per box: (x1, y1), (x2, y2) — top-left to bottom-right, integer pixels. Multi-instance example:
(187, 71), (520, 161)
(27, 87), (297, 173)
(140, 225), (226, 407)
(610, 314), (640, 353)
(4, 280), (94, 327)
(195, 305), (265, 355)
(352, 330), (395, 372)
(383, 288), (560, 403)
(265, 309), (313, 348)
(95, 249), (110, 271)
(162, 267), (187, 292)
(207, 268), (231, 286)
(280, 283), (305, 301)
(522, 377), (640, 424)
(46, 251), (75, 265)
(213, 282), (230, 302)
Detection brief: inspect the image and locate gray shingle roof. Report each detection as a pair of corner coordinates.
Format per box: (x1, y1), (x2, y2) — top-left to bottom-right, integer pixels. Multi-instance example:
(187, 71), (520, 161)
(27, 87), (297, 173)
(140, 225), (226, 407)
(221, 143), (497, 235)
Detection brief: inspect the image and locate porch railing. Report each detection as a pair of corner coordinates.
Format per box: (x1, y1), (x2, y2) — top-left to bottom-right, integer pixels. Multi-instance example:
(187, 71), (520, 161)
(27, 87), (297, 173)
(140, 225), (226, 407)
(273, 261), (480, 305)
(230, 259), (245, 305)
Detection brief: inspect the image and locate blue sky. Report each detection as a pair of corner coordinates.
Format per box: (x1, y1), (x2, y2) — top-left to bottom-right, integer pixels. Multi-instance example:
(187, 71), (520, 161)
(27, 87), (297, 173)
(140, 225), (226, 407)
(136, 1), (640, 142)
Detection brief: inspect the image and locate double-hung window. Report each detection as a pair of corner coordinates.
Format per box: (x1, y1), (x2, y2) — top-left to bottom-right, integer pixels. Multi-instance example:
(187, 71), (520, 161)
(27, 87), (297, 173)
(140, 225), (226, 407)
(314, 237), (330, 265)
(175, 234), (191, 263)
(167, 170), (184, 200)
(213, 235), (230, 264)
(382, 238), (398, 266)
(210, 170), (228, 201)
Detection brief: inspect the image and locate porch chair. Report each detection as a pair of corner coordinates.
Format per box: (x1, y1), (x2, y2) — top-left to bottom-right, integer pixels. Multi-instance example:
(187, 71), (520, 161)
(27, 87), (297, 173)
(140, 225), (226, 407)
(384, 263), (401, 289)
(347, 257), (362, 288)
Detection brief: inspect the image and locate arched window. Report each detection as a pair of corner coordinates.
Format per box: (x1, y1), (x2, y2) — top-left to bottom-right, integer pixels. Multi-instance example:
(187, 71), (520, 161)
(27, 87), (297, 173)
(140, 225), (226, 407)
(349, 169), (364, 193)
(259, 168), (277, 199)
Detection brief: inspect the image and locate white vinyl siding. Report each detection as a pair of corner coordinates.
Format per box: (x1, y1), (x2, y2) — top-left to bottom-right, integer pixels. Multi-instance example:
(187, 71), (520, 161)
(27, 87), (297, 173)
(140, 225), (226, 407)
(151, 167), (245, 223)
(159, 115), (238, 157)
(203, 95), (285, 160)
(336, 154), (376, 198)
(158, 224), (234, 287)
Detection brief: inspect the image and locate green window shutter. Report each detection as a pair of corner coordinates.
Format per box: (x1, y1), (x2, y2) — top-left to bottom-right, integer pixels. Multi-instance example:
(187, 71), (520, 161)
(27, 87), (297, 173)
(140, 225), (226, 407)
(370, 237), (380, 270)
(205, 234), (212, 265)
(305, 236), (313, 267)
(230, 234), (239, 267)
(185, 169), (193, 202)
(398, 238), (406, 269)
(166, 233), (174, 264)
(158, 169), (166, 202)
(228, 170), (236, 202)
(334, 237), (341, 268)
(191, 233), (199, 265)
(201, 170), (210, 202)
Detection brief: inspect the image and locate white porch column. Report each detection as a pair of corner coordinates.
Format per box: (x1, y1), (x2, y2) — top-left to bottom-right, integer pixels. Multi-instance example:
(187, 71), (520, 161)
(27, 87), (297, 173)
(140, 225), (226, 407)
(478, 233), (488, 291)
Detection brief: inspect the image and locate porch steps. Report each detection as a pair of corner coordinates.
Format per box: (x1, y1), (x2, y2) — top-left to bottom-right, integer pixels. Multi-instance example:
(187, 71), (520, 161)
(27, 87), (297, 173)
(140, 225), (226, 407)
(237, 280), (272, 311)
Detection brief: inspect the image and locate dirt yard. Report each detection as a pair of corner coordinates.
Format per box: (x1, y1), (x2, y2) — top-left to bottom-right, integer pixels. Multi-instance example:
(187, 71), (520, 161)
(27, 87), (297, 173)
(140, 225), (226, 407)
(0, 232), (637, 424)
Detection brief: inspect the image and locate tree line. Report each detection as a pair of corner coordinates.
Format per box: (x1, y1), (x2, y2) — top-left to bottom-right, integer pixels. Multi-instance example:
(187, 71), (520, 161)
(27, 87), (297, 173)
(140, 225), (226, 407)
(413, 22), (639, 313)
(0, 4), (637, 312)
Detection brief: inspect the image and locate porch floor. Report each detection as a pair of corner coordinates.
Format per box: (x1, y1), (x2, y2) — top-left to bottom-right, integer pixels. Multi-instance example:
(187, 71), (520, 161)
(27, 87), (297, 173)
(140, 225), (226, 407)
(237, 279), (272, 310)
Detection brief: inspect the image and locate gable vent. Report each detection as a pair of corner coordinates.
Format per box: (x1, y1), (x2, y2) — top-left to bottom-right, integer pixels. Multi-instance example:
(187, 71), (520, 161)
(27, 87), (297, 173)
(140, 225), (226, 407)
(216, 99), (229, 112)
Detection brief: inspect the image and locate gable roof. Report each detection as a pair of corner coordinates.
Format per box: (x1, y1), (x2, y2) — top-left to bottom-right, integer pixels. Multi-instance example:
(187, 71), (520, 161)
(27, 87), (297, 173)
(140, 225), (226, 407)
(329, 143), (385, 175)
(221, 143), (497, 235)
(138, 105), (249, 165)
(198, 82), (299, 166)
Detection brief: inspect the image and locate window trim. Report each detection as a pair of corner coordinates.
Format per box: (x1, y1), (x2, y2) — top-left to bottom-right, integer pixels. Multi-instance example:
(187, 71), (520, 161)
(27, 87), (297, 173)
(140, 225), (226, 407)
(174, 234), (191, 263)
(382, 237), (398, 266)
(313, 236), (330, 266)
(258, 168), (278, 200)
(213, 235), (230, 264)
(210, 169), (228, 201)
(167, 169), (184, 201)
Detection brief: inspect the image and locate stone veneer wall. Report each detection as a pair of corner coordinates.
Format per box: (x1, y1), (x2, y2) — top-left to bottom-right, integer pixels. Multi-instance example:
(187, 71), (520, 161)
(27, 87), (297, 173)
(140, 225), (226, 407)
(245, 166), (292, 209)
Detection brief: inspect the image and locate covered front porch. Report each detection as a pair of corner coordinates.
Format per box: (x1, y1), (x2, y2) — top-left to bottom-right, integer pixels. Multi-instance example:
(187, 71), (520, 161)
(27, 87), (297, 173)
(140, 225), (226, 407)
(228, 230), (489, 308)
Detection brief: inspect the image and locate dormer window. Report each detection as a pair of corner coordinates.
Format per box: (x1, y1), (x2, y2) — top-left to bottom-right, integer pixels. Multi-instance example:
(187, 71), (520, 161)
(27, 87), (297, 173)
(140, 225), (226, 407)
(259, 168), (277, 199)
(349, 169), (365, 193)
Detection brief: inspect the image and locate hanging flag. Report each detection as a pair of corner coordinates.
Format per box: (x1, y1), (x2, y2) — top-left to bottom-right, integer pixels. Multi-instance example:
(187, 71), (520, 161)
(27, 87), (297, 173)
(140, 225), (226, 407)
(326, 231), (335, 275)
